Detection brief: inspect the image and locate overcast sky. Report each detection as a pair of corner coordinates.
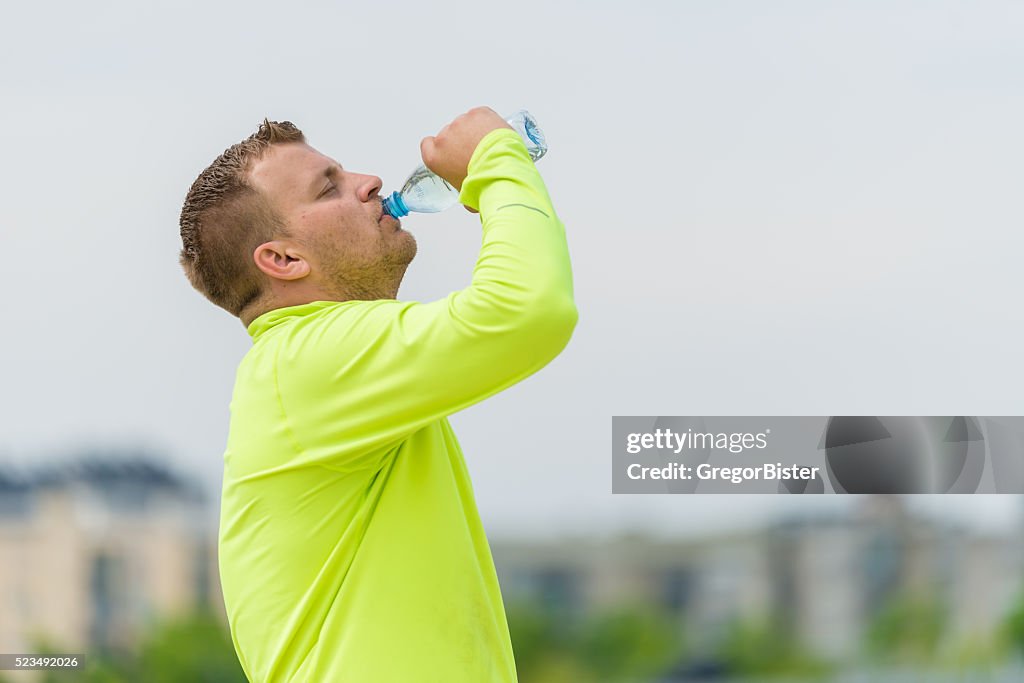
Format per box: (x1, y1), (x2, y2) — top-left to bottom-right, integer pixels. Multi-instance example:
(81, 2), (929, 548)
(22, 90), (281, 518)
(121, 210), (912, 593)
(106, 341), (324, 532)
(2, 0), (1022, 538)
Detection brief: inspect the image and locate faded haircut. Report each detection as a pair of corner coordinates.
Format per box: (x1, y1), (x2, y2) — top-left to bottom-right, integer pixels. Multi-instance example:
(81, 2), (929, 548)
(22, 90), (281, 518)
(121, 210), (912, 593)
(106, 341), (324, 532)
(179, 120), (305, 317)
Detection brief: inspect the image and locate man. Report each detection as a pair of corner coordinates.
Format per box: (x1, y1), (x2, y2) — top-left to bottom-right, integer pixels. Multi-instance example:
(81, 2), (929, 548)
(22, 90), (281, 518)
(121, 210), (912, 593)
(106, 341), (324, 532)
(178, 106), (577, 682)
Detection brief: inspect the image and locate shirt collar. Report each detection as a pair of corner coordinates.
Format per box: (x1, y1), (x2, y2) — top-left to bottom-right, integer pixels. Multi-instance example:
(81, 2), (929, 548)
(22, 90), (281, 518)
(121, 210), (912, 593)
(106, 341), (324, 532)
(246, 301), (343, 342)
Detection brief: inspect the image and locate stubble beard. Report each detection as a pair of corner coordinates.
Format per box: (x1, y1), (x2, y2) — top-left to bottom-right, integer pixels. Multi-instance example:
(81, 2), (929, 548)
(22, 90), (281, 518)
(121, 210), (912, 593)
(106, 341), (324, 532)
(317, 229), (417, 302)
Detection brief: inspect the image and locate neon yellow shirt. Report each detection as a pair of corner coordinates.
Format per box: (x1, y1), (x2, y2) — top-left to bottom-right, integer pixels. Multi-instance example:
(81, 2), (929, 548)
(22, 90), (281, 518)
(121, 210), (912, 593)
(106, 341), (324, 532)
(218, 128), (577, 682)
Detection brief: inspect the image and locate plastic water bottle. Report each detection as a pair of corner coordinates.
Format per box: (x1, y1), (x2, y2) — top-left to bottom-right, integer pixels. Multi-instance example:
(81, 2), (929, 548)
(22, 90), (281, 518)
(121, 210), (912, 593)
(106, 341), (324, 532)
(382, 110), (548, 218)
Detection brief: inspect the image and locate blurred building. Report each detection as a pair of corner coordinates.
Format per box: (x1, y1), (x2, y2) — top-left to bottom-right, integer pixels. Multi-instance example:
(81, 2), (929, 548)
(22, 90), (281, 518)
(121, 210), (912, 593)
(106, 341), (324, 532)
(491, 497), (1024, 664)
(0, 455), (220, 667)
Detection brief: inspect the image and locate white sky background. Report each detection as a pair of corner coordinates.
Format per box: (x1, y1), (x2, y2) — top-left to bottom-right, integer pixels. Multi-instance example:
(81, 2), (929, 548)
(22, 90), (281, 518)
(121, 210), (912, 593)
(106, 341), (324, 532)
(1, 0), (1022, 538)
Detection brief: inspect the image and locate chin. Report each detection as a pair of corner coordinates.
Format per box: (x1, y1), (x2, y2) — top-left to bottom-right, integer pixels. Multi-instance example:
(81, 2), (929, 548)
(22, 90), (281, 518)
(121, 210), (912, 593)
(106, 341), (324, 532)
(396, 232), (418, 264)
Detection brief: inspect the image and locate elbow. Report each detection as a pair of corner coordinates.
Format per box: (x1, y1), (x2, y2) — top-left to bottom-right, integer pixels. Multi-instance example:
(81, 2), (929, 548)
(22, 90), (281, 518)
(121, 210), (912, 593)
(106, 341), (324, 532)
(522, 293), (578, 358)
(556, 297), (579, 343)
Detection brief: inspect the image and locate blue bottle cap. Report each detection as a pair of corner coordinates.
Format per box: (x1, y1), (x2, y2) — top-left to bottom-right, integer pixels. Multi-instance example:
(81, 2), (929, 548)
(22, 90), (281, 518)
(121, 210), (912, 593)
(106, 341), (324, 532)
(382, 191), (409, 218)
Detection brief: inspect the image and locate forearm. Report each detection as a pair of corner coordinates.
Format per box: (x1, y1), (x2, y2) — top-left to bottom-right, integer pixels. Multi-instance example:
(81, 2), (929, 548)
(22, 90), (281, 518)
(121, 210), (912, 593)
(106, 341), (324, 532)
(457, 128), (577, 332)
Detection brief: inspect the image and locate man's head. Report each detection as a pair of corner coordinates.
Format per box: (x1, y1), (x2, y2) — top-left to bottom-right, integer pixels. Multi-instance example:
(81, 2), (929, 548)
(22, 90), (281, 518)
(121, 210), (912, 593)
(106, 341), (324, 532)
(179, 120), (417, 326)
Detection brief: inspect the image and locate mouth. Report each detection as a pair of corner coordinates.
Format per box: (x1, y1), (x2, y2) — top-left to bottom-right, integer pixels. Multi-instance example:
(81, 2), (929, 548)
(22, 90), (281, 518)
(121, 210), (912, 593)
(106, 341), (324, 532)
(378, 196), (404, 229)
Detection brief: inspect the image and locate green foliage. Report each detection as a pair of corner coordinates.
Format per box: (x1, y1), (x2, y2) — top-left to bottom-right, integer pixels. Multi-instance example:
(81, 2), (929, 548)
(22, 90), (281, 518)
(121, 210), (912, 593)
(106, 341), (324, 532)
(576, 607), (682, 682)
(41, 657), (132, 683)
(717, 618), (833, 679)
(944, 634), (1010, 672)
(506, 600), (683, 683)
(506, 600), (565, 674)
(134, 610), (247, 683)
(524, 652), (599, 683)
(864, 594), (948, 665)
(30, 610), (245, 683)
(1000, 587), (1024, 660)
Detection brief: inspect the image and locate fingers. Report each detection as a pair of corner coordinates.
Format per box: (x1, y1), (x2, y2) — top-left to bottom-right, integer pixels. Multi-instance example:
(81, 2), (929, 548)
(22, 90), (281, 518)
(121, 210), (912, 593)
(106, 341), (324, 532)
(419, 107), (512, 192)
(419, 135), (436, 168)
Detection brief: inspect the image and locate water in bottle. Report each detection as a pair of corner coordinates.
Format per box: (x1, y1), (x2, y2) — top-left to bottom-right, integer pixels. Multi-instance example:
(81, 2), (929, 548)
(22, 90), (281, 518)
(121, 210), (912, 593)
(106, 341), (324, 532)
(382, 110), (548, 218)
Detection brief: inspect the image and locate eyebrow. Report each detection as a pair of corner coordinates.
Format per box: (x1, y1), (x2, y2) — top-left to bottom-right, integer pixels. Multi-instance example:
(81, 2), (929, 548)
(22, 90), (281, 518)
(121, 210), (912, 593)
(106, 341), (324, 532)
(309, 164), (343, 197)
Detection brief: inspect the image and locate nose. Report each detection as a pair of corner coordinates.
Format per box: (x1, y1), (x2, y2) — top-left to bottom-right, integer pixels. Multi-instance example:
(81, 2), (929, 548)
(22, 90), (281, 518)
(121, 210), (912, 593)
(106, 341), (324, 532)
(356, 173), (383, 202)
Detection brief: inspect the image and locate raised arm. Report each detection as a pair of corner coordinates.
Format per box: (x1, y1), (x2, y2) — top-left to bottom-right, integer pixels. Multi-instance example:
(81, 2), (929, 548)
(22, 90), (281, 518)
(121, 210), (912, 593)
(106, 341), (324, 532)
(274, 107), (577, 471)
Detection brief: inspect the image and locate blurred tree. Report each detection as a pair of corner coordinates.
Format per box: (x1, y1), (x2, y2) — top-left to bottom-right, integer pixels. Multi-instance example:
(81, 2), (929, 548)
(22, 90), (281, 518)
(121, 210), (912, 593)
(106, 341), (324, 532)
(44, 657), (131, 683)
(134, 610), (246, 683)
(32, 610), (244, 683)
(945, 634), (1009, 671)
(507, 599), (684, 683)
(864, 594), (948, 665)
(718, 618), (833, 679)
(1001, 587), (1024, 660)
(26, 635), (128, 683)
(527, 652), (598, 683)
(507, 600), (583, 682)
(575, 605), (682, 682)
(78, 660), (129, 683)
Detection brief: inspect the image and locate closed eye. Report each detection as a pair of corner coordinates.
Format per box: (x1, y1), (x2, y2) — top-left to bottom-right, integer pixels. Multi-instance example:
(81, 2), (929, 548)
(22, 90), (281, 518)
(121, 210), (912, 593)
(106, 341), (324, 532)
(318, 184), (336, 198)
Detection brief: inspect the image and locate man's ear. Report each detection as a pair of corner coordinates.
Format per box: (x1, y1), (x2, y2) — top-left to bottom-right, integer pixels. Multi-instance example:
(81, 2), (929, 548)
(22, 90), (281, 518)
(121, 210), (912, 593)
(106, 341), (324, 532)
(253, 240), (311, 280)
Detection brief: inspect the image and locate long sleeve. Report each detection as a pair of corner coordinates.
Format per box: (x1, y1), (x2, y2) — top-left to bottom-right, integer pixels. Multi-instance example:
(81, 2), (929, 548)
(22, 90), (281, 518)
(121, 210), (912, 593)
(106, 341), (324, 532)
(259, 127), (577, 473)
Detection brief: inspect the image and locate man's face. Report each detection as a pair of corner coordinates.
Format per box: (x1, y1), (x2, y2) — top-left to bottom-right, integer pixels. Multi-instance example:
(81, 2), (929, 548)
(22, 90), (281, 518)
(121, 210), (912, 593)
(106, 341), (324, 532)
(249, 142), (417, 299)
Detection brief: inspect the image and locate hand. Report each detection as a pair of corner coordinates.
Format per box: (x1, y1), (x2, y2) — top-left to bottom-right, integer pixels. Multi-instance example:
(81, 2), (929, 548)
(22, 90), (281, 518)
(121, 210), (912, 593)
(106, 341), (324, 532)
(420, 106), (512, 194)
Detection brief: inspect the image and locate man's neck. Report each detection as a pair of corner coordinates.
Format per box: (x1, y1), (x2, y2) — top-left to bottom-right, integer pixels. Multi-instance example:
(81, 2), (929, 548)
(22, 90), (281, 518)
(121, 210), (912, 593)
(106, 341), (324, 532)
(239, 282), (402, 329)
